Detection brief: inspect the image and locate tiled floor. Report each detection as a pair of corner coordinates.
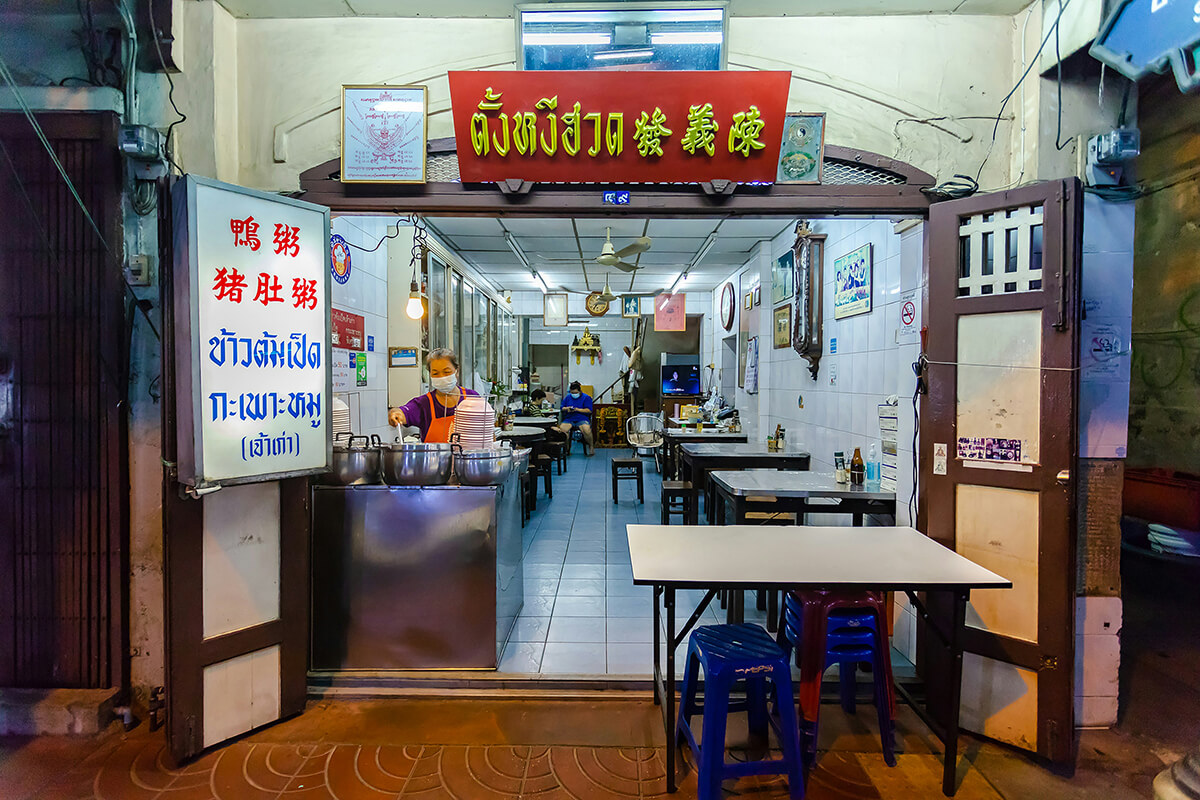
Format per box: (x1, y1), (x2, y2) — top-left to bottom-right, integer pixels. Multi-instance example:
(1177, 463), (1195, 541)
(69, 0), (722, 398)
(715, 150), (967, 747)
(3, 697), (1013, 799)
(501, 448), (731, 676)
(501, 448), (912, 681)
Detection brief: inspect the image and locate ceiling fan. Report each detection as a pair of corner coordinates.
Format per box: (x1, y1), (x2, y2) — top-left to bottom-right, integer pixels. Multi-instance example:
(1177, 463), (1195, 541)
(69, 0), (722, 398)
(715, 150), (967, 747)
(538, 226), (652, 273)
(556, 277), (619, 298)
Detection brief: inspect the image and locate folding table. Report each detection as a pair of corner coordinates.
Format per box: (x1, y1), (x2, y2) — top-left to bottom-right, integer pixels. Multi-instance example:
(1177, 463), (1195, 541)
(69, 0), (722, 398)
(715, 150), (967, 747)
(677, 443), (811, 523)
(710, 469), (896, 527)
(628, 524), (1011, 797)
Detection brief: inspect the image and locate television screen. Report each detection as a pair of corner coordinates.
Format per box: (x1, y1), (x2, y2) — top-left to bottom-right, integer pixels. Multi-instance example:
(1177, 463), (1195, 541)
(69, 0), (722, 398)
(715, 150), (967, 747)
(662, 365), (701, 396)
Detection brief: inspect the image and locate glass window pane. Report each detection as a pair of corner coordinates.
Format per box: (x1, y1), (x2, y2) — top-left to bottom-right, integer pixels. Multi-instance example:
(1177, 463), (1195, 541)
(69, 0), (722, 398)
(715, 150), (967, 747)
(1005, 228), (1019, 274)
(982, 231), (994, 277)
(474, 285), (487, 392)
(429, 257), (447, 351)
(521, 7), (724, 71)
(1030, 224), (1044, 272)
(461, 280), (475, 391)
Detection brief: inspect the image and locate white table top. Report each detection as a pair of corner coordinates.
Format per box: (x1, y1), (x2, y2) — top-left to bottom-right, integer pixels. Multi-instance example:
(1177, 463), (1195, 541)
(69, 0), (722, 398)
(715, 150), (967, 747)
(627, 525), (1010, 591)
(710, 469), (895, 500)
(495, 426), (547, 438)
(680, 442), (811, 458)
(510, 416), (557, 425)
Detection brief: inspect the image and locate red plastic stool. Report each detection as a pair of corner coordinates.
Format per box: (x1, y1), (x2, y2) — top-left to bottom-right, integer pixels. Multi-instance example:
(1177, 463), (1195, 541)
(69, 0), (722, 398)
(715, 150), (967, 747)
(778, 589), (897, 767)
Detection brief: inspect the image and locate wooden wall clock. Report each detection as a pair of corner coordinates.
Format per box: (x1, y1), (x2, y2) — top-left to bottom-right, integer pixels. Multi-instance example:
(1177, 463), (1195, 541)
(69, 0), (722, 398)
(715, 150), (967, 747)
(719, 282), (735, 331)
(585, 291), (610, 316)
(791, 221), (826, 380)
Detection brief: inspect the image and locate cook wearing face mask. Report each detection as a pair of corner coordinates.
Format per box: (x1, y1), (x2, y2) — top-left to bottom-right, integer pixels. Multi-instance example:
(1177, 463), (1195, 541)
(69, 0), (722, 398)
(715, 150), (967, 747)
(387, 348), (480, 443)
(555, 380), (595, 456)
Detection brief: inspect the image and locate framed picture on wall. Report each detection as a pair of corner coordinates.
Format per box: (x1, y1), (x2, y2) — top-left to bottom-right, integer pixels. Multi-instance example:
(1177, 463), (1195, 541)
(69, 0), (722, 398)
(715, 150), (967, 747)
(753, 286), (761, 306)
(341, 85), (428, 184)
(776, 112), (825, 185)
(833, 243), (873, 320)
(772, 249), (794, 304)
(621, 295), (642, 318)
(744, 292), (753, 311)
(773, 304), (792, 348)
(543, 293), (568, 326)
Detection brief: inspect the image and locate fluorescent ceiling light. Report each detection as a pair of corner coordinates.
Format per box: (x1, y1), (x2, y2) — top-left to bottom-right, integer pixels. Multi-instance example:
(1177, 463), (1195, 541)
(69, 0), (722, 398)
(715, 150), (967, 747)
(525, 10), (722, 24)
(593, 48), (654, 61)
(374, 100), (424, 113)
(690, 232), (718, 268)
(650, 31), (723, 45)
(524, 32), (612, 46)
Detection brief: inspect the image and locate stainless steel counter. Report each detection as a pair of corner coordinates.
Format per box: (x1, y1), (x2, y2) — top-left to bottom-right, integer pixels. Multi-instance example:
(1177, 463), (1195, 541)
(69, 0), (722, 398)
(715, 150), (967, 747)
(311, 475), (523, 671)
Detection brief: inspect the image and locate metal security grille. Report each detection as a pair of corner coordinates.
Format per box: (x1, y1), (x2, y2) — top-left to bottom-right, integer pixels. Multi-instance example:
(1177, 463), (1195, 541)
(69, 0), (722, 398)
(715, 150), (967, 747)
(423, 153), (908, 186)
(427, 153), (461, 183)
(0, 113), (127, 689)
(821, 158), (907, 186)
(957, 205), (1045, 297)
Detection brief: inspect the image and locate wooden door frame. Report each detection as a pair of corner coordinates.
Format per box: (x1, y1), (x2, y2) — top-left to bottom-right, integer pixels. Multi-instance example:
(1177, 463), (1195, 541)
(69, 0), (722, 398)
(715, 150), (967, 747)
(159, 179), (310, 764)
(918, 179), (1082, 764)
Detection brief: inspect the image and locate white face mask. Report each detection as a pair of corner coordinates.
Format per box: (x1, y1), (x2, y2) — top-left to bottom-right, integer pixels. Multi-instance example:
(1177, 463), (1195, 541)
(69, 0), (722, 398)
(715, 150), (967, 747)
(431, 373), (458, 394)
(570, 392), (581, 399)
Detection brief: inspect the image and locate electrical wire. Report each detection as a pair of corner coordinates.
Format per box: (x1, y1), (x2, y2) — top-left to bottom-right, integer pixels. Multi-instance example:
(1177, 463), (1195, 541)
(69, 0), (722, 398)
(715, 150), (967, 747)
(974, 0), (1072, 185)
(1053, 6), (1070, 152)
(148, 0), (186, 175)
(0, 57), (161, 341)
(909, 355), (926, 525)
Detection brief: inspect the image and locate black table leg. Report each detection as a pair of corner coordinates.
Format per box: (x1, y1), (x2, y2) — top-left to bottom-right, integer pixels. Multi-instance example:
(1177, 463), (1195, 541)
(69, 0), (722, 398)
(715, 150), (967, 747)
(942, 589), (968, 796)
(853, 511), (864, 527)
(653, 584), (662, 706)
(665, 586), (678, 793)
(735, 496), (747, 525)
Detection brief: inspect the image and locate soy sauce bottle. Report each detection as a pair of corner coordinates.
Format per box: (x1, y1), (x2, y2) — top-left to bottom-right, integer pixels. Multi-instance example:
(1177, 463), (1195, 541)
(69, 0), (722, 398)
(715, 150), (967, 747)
(850, 447), (865, 486)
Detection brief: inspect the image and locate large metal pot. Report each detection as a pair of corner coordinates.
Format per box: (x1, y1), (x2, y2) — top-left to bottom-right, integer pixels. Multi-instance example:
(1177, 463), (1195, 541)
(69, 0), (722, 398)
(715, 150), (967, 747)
(453, 446), (514, 486)
(512, 447), (531, 475)
(381, 441), (453, 486)
(329, 433), (382, 485)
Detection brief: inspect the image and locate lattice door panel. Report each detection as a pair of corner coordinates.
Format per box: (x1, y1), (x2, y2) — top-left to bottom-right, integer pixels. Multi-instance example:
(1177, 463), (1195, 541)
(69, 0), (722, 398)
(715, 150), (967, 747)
(957, 205), (1045, 297)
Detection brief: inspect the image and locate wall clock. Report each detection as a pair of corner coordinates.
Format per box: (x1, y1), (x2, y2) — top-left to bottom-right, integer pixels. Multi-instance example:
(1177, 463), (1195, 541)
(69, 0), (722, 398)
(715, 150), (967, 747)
(719, 282), (735, 330)
(585, 291), (611, 316)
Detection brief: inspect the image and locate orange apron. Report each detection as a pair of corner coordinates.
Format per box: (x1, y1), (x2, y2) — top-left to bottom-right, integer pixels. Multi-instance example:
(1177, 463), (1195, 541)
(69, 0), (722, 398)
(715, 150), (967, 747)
(423, 388), (464, 443)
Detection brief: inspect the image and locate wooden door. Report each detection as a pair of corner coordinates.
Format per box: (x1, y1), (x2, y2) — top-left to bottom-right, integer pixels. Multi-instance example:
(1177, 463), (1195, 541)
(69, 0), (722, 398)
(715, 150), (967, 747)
(919, 179), (1081, 763)
(160, 180), (311, 763)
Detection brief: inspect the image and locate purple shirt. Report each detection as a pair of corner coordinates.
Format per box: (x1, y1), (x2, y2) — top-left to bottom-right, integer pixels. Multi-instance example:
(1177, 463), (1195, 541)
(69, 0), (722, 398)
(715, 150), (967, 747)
(397, 388), (480, 441)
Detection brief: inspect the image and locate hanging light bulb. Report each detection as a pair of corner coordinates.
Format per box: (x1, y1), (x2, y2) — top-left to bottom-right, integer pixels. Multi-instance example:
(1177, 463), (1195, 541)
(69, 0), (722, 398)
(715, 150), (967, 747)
(405, 278), (424, 319)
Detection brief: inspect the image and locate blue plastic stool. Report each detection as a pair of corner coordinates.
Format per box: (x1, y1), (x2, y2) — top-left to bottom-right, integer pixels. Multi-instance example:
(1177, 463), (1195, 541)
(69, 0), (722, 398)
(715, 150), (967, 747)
(779, 596), (896, 768)
(676, 624), (805, 800)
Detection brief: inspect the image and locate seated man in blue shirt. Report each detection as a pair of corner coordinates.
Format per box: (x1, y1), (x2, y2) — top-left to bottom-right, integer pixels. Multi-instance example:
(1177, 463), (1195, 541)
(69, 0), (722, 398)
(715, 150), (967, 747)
(555, 381), (595, 456)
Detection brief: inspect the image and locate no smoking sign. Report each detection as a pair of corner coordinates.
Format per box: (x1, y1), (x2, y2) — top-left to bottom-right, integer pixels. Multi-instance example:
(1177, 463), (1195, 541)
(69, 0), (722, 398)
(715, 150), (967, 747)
(899, 290), (919, 340)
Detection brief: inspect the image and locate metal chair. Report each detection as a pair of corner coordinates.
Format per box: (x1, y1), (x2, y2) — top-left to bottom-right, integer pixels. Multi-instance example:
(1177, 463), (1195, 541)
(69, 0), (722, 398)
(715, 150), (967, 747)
(626, 413), (665, 473)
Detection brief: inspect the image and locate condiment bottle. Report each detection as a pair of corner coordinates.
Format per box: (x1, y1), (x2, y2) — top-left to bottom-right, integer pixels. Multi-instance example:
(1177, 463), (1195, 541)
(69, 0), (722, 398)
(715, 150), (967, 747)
(850, 447), (865, 486)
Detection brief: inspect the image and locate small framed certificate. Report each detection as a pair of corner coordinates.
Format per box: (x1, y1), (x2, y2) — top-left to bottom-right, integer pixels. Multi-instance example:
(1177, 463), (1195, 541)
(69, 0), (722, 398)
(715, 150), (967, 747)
(341, 85), (427, 184)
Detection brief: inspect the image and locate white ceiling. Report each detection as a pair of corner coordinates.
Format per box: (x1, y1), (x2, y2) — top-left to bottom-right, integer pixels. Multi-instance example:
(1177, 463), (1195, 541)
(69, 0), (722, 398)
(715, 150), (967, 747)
(211, 0), (1035, 18)
(424, 216), (796, 296)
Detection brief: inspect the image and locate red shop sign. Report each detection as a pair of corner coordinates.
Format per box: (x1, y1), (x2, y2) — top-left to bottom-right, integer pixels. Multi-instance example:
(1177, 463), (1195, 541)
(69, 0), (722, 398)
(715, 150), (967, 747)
(331, 308), (364, 351)
(448, 70), (791, 184)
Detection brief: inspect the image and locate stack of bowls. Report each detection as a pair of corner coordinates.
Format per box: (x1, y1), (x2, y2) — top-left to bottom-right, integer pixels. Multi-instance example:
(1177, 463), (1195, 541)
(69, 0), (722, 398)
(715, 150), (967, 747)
(454, 395), (497, 450)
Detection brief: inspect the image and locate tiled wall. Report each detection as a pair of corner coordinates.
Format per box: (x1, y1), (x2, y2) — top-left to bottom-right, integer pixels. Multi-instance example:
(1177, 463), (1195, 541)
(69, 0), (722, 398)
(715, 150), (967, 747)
(713, 219), (925, 661)
(329, 215), (391, 441)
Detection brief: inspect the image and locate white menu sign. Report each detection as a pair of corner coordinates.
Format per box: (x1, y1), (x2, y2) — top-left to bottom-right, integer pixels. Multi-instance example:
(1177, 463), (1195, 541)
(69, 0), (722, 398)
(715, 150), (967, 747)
(341, 85), (427, 184)
(174, 175), (332, 488)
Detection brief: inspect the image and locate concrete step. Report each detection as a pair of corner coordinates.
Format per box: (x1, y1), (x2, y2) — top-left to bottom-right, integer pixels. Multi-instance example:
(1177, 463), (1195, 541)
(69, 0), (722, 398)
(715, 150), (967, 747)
(0, 687), (119, 735)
